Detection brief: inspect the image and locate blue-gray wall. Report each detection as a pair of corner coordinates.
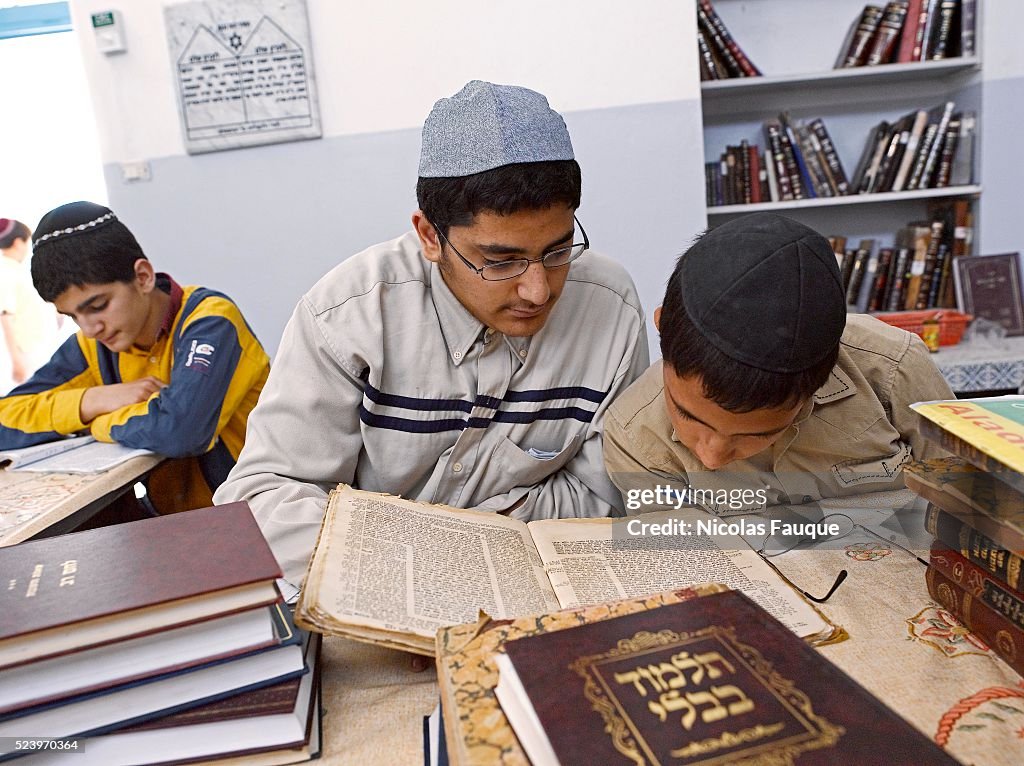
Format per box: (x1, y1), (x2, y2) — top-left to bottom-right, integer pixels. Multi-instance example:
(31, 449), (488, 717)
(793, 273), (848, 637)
(105, 99), (705, 357)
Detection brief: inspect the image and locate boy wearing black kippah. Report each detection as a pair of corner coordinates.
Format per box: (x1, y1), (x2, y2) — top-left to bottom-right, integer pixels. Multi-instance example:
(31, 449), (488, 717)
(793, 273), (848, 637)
(0, 201), (270, 513)
(604, 212), (953, 514)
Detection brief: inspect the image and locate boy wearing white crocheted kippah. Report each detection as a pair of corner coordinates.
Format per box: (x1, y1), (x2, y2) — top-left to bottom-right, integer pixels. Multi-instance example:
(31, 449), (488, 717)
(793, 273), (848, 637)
(0, 201), (270, 514)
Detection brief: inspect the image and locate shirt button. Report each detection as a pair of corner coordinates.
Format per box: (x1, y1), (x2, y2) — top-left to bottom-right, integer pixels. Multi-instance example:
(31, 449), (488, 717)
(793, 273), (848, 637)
(149, 357), (157, 364)
(452, 462), (463, 473)
(518, 349), (527, 358)
(453, 351), (463, 360)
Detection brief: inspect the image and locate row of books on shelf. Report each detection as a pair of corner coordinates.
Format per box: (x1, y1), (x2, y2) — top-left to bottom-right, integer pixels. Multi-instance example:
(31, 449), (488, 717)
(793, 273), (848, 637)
(908, 397), (1024, 681)
(837, 0), (975, 69)
(832, 199), (971, 314)
(824, 202), (1024, 339)
(705, 103), (973, 206)
(0, 504), (321, 765)
(699, 0), (975, 82)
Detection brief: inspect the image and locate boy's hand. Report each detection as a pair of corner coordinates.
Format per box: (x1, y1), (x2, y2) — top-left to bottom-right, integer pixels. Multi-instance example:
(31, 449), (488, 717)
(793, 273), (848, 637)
(80, 376), (167, 423)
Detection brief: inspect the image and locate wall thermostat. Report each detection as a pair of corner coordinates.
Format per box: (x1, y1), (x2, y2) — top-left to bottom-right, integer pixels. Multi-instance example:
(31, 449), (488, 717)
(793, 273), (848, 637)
(91, 10), (126, 55)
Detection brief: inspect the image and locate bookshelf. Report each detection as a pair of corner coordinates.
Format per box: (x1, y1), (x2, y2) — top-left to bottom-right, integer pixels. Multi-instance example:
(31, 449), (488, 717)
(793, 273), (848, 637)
(700, 0), (982, 247)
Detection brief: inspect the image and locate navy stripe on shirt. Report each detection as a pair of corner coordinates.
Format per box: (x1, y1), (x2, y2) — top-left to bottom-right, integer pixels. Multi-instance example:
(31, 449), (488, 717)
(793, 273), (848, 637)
(359, 384), (606, 434)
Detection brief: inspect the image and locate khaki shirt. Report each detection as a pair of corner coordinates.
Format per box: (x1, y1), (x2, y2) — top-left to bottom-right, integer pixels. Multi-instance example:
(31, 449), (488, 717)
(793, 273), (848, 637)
(604, 314), (953, 514)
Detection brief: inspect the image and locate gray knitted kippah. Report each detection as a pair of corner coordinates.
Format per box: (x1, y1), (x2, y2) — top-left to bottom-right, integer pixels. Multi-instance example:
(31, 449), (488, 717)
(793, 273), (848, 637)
(680, 212), (847, 374)
(418, 80), (574, 178)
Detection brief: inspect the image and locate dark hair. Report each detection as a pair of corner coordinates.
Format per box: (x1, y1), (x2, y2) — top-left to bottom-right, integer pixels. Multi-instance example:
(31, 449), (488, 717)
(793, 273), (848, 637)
(31, 222), (147, 302)
(416, 160), (582, 235)
(0, 221), (30, 250)
(659, 260), (839, 413)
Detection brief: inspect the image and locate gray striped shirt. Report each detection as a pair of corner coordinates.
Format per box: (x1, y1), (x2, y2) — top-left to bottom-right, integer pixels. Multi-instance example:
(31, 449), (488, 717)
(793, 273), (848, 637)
(215, 231), (649, 583)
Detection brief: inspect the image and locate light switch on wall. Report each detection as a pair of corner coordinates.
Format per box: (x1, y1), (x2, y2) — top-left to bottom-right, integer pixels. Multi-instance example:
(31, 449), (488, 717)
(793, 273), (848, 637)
(92, 11), (126, 55)
(120, 161), (151, 183)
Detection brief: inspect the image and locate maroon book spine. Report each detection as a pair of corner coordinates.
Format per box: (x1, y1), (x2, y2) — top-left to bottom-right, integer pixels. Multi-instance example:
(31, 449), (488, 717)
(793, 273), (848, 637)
(926, 565), (1024, 677)
(866, 1), (910, 65)
(840, 5), (885, 67)
(698, 0), (760, 76)
(931, 541), (1024, 607)
(896, 0), (926, 62)
(696, 5), (744, 78)
(925, 503), (1024, 591)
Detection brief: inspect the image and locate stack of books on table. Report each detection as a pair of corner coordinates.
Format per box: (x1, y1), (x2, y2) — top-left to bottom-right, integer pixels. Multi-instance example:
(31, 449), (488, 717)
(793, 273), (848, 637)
(906, 395), (1024, 678)
(434, 586), (959, 765)
(0, 503), (322, 765)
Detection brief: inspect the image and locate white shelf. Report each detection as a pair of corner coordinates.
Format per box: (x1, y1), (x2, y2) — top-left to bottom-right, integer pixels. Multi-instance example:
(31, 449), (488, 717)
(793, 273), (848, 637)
(701, 57), (980, 118)
(703, 57), (979, 95)
(707, 185), (982, 217)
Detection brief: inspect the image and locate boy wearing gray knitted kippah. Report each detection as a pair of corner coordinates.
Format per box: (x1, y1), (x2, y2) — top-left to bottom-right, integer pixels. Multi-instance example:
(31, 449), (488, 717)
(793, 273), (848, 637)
(604, 212), (953, 515)
(216, 81), (650, 587)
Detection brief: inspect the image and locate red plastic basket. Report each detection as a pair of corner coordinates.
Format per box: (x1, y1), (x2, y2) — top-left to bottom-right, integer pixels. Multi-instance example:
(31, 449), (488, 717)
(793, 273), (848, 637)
(872, 309), (973, 347)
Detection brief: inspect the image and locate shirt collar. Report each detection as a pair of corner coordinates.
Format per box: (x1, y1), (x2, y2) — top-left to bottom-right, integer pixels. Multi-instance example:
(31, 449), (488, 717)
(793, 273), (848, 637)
(155, 272), (183, 340)
(812, 366), (857, 406)
(769, 365), (856, 459)
(428, 261), (531, 366)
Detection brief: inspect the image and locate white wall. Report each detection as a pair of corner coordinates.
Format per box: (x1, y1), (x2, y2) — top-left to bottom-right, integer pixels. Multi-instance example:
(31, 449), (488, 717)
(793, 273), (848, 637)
(0, 30), (106, 227)
(67, 0), (708, 355)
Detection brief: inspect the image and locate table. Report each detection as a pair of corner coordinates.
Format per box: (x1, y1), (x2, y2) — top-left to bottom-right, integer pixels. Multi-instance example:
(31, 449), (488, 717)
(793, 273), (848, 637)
(0, 455), (163, 546)
(933, 335), (1024, 394)
(313, 490), (1024, 766)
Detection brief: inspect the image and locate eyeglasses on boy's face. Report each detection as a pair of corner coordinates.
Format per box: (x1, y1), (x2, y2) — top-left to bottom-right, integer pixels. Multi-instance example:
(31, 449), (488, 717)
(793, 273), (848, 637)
(432, 215), (589, 281)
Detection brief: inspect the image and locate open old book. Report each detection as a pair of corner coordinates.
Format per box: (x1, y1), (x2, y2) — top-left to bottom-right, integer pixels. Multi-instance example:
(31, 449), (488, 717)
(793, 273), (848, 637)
(0, 435), (155, 474)
(295, 487), (840, 654)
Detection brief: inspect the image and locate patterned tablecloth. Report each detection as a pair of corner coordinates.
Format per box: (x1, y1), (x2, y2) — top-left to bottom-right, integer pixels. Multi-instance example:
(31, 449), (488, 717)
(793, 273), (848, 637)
(791, 491), (1024, 766)
(933, 335), (1024, 393)
(314, 490), (1024, 765)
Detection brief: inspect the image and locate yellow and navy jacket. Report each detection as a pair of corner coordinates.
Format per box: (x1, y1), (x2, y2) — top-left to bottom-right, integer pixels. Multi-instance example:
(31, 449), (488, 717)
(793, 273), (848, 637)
(0, 275), (269, 490)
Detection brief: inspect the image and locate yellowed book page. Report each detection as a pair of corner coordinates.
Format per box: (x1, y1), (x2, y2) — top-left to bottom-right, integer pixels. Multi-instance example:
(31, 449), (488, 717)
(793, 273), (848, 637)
(299, 487), (559, 642)
(527, 509), (830, 640)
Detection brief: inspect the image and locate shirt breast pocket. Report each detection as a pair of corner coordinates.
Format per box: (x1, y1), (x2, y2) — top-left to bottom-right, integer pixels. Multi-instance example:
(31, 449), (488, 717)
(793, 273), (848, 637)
(490, 434), (582, 488)
(831, 443), (912, 487)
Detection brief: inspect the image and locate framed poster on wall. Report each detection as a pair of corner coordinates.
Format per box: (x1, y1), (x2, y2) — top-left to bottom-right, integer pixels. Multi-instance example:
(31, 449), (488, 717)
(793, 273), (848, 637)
(164, 0), (321, 154)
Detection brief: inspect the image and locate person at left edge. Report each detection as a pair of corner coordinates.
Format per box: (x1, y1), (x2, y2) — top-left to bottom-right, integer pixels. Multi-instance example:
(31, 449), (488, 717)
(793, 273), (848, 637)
(0, 202), (270, 513)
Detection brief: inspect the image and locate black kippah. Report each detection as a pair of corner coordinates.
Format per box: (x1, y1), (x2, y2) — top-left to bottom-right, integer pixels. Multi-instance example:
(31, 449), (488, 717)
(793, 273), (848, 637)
(680, 212), (846, 374)
(33, 201), (117, 249)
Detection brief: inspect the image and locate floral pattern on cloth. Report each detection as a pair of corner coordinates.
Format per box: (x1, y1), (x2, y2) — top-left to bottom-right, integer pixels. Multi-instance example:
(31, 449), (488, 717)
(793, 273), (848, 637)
(844, 541), (893, 561)
(908, 605), (991, 657)
(936, 685), (1024, 751)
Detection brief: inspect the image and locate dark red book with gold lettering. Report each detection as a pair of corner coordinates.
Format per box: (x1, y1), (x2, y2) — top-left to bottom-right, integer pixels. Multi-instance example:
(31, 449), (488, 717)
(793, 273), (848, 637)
(496, 590), (957, 765)
(926, 562), (1024, 678)
(0, 502), (281, 669)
